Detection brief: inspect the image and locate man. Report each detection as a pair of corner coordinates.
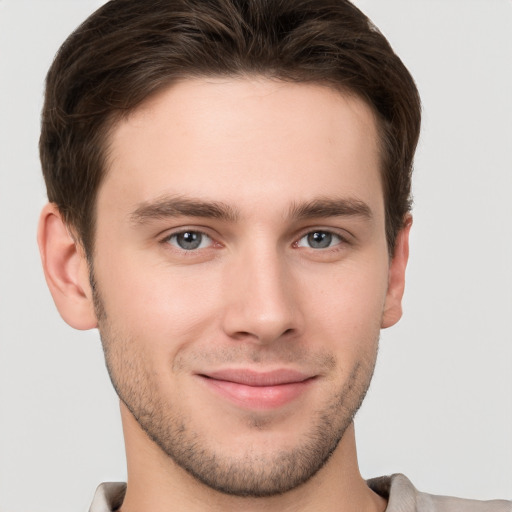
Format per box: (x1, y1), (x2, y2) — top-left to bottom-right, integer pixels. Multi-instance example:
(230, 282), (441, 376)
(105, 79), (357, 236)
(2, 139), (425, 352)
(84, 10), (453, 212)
(36, 1), (510, 511)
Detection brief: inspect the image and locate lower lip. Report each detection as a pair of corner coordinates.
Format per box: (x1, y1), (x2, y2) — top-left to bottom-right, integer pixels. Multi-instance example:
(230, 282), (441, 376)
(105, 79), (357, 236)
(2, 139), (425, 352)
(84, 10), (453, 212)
(198, 376), (314, 409)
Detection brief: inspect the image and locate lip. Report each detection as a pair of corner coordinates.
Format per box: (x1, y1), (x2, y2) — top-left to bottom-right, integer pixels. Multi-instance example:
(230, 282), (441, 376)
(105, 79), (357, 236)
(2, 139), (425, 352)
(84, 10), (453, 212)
(197, 369), (316, 409)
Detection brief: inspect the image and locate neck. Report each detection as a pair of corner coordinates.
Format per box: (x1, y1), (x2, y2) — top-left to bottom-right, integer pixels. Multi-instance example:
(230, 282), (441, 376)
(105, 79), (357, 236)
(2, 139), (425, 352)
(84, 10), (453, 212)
(118, 403), (386, 512)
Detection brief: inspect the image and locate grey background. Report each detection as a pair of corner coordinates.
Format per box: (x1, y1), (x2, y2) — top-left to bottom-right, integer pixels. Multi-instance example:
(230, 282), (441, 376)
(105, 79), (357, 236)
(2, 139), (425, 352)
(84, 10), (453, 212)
(0, 1), (511, 510)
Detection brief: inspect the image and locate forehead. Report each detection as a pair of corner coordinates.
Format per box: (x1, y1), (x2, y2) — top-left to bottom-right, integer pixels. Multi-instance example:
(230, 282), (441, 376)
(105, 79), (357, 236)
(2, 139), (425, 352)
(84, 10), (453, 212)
(101, 78), (383, 219)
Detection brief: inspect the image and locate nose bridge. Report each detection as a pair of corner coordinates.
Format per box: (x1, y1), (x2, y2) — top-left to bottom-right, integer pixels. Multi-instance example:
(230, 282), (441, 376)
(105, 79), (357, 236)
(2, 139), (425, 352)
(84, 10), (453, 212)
(221, 240), (300, 344)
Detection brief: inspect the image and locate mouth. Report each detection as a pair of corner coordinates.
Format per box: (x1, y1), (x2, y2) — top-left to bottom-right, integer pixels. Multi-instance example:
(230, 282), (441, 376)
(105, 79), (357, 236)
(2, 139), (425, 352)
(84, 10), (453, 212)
(196, 369), (316, 409)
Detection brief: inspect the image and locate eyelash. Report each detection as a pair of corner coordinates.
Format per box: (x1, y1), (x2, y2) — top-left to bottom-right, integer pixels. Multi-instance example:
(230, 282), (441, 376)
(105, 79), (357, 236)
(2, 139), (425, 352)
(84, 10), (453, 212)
(294, 230), (347, 250)
(161, 230), (215, 252)
(160, 228), (351, 253)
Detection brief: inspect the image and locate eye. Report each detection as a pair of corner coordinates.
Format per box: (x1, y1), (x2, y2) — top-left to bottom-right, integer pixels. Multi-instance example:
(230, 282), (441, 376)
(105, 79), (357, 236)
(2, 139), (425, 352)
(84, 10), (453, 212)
(165, 231), (213, 251)
(296, 230), (343, 249)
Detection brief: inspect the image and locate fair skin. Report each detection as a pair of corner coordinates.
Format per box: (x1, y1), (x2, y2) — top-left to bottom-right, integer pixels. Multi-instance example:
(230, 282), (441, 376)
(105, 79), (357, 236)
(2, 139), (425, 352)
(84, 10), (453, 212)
(38, 78), (410, 512)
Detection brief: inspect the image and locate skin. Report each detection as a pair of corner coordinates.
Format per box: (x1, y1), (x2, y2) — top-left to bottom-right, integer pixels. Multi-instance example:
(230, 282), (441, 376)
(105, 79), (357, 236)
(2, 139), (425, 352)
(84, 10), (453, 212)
(38, 78), (411, 512)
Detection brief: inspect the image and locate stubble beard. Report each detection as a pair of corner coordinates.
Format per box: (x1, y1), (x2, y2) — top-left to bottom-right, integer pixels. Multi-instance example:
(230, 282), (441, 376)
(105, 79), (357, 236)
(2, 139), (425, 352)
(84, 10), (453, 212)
(91, 275), (378, 498)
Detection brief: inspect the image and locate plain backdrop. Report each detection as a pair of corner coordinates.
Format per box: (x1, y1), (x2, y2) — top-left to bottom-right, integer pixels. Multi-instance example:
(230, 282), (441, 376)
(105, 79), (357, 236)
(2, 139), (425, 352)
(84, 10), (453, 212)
(0, 1), (511, 511)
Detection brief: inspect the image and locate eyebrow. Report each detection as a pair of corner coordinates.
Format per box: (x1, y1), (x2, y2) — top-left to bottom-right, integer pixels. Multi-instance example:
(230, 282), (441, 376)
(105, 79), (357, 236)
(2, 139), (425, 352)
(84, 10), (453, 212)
(130, 195), (239, 224)
(129, 195), (372, 225)
(289, 197), (373, 221)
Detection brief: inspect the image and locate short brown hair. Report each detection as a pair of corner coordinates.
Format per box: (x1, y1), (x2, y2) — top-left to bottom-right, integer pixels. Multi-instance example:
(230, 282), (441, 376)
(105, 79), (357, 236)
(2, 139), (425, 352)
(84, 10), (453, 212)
(40, 0), (421, 257)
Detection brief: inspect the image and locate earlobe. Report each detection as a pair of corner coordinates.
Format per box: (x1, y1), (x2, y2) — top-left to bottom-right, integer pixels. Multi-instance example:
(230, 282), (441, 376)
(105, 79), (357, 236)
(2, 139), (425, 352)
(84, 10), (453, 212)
(37, 203), (98, 330)
(381, 216), (412, 329)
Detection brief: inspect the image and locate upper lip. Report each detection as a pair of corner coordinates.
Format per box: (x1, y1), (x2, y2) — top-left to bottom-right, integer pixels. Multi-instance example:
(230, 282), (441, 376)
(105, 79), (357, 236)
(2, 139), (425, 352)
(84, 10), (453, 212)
(198, 369), (314, 387)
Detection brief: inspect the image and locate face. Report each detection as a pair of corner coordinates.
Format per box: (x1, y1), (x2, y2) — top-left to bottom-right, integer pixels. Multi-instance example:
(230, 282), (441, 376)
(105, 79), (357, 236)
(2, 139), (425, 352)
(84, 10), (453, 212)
(91, 78), (400, 496)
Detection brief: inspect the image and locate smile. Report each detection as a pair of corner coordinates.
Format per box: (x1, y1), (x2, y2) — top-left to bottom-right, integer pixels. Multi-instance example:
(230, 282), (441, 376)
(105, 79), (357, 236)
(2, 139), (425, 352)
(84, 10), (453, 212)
(197, 369), (316, 409)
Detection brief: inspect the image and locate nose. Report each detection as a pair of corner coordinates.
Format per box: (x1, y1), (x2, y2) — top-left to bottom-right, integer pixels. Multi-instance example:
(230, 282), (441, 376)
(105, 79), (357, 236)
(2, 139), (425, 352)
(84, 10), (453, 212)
(220, 246), (303, 345)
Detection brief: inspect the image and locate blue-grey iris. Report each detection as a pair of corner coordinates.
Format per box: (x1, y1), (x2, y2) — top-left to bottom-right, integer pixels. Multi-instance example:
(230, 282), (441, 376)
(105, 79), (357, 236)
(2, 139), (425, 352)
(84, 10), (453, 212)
(308, 231), (332, 249)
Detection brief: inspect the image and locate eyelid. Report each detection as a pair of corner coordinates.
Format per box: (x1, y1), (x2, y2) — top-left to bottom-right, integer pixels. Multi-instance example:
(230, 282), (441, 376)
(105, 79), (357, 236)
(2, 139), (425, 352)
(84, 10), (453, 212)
(159, 227), (220, 251)
(157, 225), (353, 252)
(293, 226), (353, 246)
(158, 224), (217, 240)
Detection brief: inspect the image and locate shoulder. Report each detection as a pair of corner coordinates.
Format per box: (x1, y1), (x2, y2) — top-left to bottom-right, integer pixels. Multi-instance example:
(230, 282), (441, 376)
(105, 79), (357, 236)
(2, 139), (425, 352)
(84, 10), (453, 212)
(88, 482), (126, 512)
(367, 473), (511, 512)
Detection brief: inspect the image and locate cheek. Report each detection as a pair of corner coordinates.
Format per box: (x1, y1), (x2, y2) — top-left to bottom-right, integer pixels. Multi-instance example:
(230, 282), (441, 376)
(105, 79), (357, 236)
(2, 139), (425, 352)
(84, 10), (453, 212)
(93, 236), (389, 365)
(93, 250), (223, 357)
(302, 256), (389, 347)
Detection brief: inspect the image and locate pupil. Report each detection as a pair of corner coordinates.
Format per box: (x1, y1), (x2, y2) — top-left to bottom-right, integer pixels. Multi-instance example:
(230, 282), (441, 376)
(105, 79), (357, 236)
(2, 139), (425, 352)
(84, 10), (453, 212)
(178, 232), (201, 250)
(308, 231), (331, 249)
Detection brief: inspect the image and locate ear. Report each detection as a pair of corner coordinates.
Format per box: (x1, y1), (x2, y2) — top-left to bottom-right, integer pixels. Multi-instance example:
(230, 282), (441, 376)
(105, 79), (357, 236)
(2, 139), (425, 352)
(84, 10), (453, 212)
(381, 216), (412, 329)
(37, 203), (97, 330)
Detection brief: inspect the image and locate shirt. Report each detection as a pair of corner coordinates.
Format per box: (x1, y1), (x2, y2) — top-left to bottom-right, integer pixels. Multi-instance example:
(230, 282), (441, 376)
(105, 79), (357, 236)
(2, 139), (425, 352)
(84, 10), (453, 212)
(89, 473), (511, 511)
